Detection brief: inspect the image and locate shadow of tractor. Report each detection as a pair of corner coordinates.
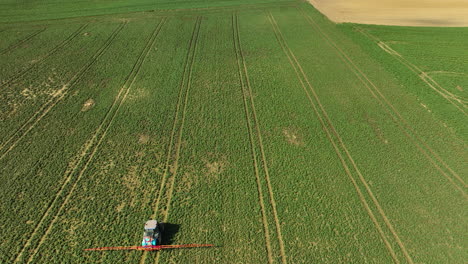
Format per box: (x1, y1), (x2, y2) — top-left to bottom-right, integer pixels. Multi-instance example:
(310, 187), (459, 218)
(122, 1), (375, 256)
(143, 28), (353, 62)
(160, 222), (180, 245)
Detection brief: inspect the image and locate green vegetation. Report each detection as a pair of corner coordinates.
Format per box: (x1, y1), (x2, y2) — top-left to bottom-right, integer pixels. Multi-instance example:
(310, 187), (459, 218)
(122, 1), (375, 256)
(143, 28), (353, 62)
(0, 0), (294, 23)
(340, 24), (468, 139)
(0, 1), (466, 263)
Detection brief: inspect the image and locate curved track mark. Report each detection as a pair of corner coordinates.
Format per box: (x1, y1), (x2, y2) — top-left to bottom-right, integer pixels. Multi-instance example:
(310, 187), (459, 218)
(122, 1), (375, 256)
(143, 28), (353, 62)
(357, 28), (467, 114)
(299, 9), (466, 195)
(354, 27), (467, 188)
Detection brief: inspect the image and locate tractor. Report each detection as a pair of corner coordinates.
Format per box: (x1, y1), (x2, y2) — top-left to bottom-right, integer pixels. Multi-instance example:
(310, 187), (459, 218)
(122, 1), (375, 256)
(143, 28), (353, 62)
(142, 220), (163, 246)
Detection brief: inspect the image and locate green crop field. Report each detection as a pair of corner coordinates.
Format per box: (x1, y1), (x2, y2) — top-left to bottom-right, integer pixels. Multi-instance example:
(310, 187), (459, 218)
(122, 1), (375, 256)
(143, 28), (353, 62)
(0, 0), (466, 263)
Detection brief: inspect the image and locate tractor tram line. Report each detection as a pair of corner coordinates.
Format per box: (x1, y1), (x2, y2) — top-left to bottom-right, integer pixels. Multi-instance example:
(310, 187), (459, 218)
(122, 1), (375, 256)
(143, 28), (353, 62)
(12, 18), (167, 264)
(232, 13), (274, 264)
(139, 16), (202, 264)
(10, 21), (128, 264)
(233, 13), (288, 264)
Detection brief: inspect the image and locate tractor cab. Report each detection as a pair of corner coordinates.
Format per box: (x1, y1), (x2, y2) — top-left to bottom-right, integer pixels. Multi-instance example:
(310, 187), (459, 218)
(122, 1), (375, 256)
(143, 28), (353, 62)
(142, 220), (162, 246)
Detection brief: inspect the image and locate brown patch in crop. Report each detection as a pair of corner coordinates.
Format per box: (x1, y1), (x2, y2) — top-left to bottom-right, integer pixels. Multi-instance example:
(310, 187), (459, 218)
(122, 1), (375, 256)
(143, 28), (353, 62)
(202, 154), (228, 181)
(206, 161), (224, 175)
(83, 32), (90, 36)
(20, 88), (36, 100)
(282, 127), (304, 146)
(116, 202), (125, 212)
(138, 134), (150, 144)
(364, 114), (389, 144)
(81, 99), (95, 112)
(100, 159), (115, 175)
(123, 165), (141, 191)
(64, 218), (81, 236)
(456, 85), (463, 91)
(179, 169), (196, 192)
(26, 220), (34, 225)
(420, 103), (432, 113)
(128, 88), (149, 101)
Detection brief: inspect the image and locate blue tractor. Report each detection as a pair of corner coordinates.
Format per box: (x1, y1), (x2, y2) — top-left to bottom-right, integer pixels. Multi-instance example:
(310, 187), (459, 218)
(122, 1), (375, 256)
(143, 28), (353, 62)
(141, 220), (163, 246)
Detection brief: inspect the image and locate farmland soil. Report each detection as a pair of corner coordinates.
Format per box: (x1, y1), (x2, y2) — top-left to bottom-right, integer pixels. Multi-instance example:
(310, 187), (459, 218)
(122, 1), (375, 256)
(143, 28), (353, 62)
(308, 0), (468, 26)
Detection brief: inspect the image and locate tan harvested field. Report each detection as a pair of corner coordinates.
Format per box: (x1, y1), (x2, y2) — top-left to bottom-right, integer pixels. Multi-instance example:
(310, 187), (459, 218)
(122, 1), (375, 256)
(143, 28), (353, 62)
(308, 0), (468, 26)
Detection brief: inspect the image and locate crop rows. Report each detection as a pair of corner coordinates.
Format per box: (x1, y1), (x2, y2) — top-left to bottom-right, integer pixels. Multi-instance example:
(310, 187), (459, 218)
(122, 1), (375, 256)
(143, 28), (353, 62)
(20, 19), (166, 264)
(0, 28), (46, 55)
(268, 6), (466, 263)
(296, 8), (466, 196)
(0, 19), (159, 263)
(1, 24), (88, 87)
(0, 22), (126, 163)
(0, 2), (466, 263)
(233, 13), (287, 264)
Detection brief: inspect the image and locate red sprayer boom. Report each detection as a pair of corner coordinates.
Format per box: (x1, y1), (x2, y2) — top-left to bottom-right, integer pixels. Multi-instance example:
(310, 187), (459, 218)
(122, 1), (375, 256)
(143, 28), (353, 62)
(84, 244), (214, 251)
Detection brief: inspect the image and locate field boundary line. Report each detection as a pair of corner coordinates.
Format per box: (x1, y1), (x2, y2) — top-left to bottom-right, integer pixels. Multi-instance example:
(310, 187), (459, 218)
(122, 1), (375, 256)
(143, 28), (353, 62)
(0, 22), (125, 163)
(355, 27), (467, 114)
(352, 26), (467, 186)
(151, 1), (296, 15)
(23, 18), (167, 264)
(235, 13), (287, 264)
(1, 24), (89, 87)
(11, 19), (166, 264)
(267, 12), (411, 263)
(0, 28), (46, 55)
(232, 13), (274, 264)
(298, 9), (466, 194)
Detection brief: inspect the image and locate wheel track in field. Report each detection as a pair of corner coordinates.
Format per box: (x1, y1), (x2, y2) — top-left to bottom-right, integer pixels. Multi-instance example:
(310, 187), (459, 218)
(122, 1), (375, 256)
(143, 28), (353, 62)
(0, 28), (46, 55)
(1, 24), (89, 87)
(267, 12), (411, 263)
(0, 22), (126, 163)
(297, 8), (467, 196)
(356, 27), (467, 114)
(140, 17), (202, 264)
(11, 19), (167, 264)
(24, 19), (167, 264)
(232, 13), (273, 264)
(235, 15), (287, 264)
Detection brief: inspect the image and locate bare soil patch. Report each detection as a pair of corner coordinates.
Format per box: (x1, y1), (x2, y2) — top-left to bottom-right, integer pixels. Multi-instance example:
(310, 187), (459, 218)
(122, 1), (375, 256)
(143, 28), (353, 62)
(138, 134), (150, 144)
(81, 98), (95, 112)
(202, 154), (228, 181)
(282, 127), (304, 146)
(308, 0), (468, 26)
